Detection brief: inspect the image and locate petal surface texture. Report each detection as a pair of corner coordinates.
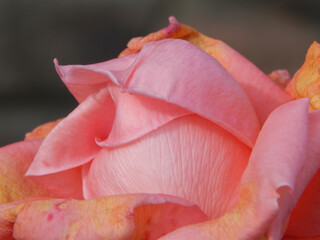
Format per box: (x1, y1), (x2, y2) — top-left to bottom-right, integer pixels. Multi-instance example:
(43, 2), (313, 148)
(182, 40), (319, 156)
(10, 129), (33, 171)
(0, 194), (208, 240)
(286, 41), (320, 110)
(156, 99), (310, 240)
(120, 16), (292, 123)
(83, 114), (251, 220)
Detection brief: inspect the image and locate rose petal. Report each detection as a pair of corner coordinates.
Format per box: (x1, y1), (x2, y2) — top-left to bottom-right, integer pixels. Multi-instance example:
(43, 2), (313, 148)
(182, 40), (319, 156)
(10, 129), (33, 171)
(0, 140), (52, 204)
(0, 140), (83, 201)
(0, 194), (208, 240)
(285, 110), (320, 237)
(286, 41), (320, 110)
(120, 16), (292, 123)
(97, 84), (190, 147)
(158, 99), (310, 240)
(54, 55), (136, 103)
(26, 88), (115, 175)
(57, 39), (260, 147)
(83, 114), (251, 219)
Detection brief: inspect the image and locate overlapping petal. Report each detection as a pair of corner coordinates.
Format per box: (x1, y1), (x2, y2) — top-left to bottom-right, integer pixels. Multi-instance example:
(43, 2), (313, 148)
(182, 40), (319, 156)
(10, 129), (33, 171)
(26, 87), (115, 175)
(55, 39), (260, 148)
(120, 16), (292, 123)
(83, 114), (251, 219)
(157, 99), (310, 239)
(0, 194), (208, 240)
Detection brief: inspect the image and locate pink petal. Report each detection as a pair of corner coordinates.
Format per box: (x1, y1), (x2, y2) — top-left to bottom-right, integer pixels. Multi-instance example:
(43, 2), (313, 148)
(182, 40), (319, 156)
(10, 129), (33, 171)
(120, 16), (292, 124)
(285, 110), (320, 237)
(97, 84), (190, 147)
(0, 140), (83, 202)
(201, 41), (293, 123)
(56, 39), (260, 147)
(83, 114), (251, 219)
(0, 194), (208, 240)
(0, 140), (52, 204)
(158, 99), (310, 239)
(26, 88), (115, 175)
(54, 55), (136, 103)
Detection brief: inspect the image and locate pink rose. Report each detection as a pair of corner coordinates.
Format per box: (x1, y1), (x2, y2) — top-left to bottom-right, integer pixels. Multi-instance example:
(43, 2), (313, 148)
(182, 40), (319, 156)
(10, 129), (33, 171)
(0, 17), (319, 239)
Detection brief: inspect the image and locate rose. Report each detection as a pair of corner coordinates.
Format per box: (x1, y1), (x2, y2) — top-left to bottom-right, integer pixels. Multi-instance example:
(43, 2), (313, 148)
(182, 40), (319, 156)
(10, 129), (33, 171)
(0, 17), (320, 239)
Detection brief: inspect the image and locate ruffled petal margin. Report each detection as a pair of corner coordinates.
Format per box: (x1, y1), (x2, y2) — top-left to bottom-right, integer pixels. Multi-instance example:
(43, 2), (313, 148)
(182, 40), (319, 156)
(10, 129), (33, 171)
(0, 194), (208, 240)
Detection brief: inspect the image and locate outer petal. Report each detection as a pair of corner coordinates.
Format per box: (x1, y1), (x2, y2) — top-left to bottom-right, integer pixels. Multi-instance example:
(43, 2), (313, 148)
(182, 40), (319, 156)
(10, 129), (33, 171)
(0, 194), (208, 240)
(0, 140), (83, 203)
(286, 42), (320, 110)
(158, 99), (309, 240)
(26, 87), (115, 175)
(83, 114), (251, 220)
(56, 39), (260, 147)
(0, 140), (52, 204)
(120, 16), (292, 123)
(285, 110), (320, 237)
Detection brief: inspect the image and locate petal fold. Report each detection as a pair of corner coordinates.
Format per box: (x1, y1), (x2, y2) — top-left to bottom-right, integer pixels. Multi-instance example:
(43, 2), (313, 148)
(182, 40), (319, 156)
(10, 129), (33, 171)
(0, 194), (208, 240)
(26, 88), (115, 175)
(56, 39), (260, 147)
(120, 16), (292, 124)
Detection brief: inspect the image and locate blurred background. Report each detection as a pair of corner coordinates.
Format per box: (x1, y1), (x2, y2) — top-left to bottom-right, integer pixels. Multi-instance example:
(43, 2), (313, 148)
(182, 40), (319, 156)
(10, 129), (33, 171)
(1, 0), (319, 146)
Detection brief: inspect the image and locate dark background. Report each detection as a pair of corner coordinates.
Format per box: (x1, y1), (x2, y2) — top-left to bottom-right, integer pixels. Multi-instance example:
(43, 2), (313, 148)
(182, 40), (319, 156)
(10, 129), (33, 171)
(1, 0), (319, 146)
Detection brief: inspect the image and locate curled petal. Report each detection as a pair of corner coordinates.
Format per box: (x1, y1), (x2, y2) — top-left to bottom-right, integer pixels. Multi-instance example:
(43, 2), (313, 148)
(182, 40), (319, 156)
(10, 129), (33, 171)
(56, 39), (260, 147)
(26, 88), (115, 175)
(159, 99), (310, 240)
(0, 194), (208, 240)
(286, 42), (320, 110)
(120, 16), (292, 123)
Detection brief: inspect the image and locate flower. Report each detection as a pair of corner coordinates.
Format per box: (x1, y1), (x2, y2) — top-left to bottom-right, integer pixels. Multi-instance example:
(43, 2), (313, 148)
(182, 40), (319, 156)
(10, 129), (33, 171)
(0, 17), (320, 239)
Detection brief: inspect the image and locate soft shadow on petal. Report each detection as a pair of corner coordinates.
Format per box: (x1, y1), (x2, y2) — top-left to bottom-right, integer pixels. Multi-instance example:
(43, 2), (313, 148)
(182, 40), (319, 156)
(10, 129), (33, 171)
(26, 88), (115, 175)
(54, 54), (136, 103)
(83, 115), (251, 220)
(120, 16), (292, 124)
(0, 194), (208, 240)
(159, 99), (309, 240)
(285, 110), (320, 237)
